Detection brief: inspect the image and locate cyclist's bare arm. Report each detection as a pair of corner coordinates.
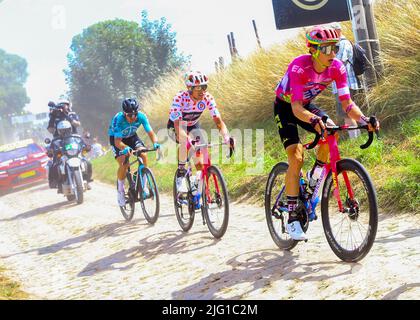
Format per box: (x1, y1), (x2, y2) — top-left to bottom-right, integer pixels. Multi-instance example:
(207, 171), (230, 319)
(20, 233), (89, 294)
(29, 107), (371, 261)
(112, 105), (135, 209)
(146, 130), (158, 146)
(291, 101), (318, 123)
(341, 99), (380, 131)
(291, 101), (326, 133)
(213, 116), (230, 141)
(114, 137), (128, 151)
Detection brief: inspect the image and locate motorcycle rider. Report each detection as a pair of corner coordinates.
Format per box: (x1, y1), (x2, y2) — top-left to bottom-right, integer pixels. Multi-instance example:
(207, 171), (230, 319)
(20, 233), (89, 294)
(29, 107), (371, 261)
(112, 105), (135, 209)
(47, 99), (80, 137)
(47, 99), (92, 191)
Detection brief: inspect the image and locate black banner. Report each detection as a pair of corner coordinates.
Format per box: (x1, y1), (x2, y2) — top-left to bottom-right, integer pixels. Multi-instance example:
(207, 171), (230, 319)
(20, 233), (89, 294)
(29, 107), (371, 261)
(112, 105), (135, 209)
(272, 0), (350, 30)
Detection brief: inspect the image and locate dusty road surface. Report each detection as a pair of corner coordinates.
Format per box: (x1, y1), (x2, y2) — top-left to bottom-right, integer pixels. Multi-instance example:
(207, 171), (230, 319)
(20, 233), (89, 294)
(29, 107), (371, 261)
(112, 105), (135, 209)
(0, 181), (419, 300)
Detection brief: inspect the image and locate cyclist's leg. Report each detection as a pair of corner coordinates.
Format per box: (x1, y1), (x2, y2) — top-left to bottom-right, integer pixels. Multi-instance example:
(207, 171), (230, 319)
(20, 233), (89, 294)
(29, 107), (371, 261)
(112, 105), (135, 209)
(189, 124), (206, 190)
(168, 121), (188, 192)
(189, 123), (205, 169)
(301, 103), (331, 179)
(110, 136), (127, 180)
(274, 98), (307, 240)
(129, 134), (150, 193)
(110, 136), (130, 205)
(130, 134), (148, 167)
(274, 98), (302, 195)
(168, 120), (190, 170)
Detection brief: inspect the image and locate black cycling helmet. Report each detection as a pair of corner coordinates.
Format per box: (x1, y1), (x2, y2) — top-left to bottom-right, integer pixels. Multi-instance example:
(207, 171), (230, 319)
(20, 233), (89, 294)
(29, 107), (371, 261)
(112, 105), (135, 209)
(122, 98), (140, 113)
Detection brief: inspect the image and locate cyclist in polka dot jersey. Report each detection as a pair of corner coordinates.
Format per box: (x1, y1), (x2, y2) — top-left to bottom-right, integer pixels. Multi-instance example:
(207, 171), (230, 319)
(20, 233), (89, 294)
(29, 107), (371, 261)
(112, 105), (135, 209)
(167, 71), (235, 192)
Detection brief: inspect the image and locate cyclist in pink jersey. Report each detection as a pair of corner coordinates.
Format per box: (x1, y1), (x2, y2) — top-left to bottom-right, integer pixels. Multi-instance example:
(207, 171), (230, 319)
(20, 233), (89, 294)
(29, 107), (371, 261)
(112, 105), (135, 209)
(167, 71), (235, 192)
(274, 26), (380, 241)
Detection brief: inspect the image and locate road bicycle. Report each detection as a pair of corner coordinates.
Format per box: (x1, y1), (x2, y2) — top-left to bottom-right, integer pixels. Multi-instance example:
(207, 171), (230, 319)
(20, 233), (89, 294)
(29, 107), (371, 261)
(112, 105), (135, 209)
(173, 137), (234, 239)
(265, 118), (379, 262)
(118, 148), (160, 224)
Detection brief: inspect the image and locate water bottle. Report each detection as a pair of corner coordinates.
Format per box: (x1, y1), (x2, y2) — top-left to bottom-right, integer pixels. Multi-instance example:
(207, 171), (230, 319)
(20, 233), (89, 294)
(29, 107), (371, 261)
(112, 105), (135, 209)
(309, 196), (319, 221)
(190, 176), (197, 195)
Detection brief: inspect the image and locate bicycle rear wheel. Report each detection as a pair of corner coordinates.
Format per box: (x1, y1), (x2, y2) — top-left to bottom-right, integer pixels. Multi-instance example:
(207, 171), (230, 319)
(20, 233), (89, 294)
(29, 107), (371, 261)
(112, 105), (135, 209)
(173, 169), (195, 232)
(139, 167), (160, 225)
(119, 173), (135, 222)
(202, 166), (229, 239)
(321, 159), (378, 262)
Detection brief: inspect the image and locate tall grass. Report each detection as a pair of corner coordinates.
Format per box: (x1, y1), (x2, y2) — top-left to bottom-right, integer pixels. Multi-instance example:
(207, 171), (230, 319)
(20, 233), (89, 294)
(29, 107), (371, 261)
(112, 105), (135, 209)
(366, 0), (420, 122)
(142, 0), (419, 129)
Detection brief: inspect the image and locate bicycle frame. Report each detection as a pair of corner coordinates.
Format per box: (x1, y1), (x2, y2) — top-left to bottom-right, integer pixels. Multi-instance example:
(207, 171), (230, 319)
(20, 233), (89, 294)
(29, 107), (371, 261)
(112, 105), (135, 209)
(273, 124), (376, 219)
(305, 123), (377, 214)
(125, 149), (158, 201)
(186, 140), (224, 205)
(307, 134), (354, 214)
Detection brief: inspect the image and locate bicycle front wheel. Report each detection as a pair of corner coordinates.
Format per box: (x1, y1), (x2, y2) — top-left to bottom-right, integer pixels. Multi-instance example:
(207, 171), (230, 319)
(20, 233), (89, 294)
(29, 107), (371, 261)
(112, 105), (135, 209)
(139, 167), (160, 225)
(321, 158), (378, 262)
(202, 166), (229, 239)
(173, 169), (195, 232)
(119, 174), (135, 222)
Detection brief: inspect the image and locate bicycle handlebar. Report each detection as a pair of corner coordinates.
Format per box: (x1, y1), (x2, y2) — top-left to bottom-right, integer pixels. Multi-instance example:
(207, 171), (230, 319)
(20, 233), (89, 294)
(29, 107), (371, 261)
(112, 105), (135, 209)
(191, 139), (235, 158)
(305, 116), (379, 150)
(132, 148), (159, 156)
(123, 147), (161, 165)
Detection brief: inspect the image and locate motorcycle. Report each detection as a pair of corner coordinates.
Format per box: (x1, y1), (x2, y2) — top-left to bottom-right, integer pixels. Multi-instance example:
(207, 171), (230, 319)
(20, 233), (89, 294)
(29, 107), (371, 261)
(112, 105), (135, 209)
(45, 134), (91, 204)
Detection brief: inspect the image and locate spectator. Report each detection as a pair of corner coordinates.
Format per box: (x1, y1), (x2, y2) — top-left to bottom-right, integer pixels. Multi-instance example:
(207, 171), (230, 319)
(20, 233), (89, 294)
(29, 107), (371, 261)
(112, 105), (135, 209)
(89, 137), (104, 159)
(330, 22), (363, 139)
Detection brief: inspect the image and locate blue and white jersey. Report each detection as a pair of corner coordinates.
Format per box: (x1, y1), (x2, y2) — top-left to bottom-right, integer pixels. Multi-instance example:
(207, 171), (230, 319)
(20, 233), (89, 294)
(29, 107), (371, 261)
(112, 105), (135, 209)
(108, 112), (152, 138)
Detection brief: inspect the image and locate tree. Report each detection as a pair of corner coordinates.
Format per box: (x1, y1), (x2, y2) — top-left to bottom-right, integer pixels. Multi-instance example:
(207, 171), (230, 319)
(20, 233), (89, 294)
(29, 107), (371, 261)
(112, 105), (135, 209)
(65, 15), (188, 140)
(0, 49), (30, 118)
(140, 11), (188, 75)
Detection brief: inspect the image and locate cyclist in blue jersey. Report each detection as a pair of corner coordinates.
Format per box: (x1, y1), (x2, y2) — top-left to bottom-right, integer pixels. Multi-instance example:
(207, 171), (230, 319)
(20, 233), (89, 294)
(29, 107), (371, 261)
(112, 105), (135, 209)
(108, 98), (160, 206)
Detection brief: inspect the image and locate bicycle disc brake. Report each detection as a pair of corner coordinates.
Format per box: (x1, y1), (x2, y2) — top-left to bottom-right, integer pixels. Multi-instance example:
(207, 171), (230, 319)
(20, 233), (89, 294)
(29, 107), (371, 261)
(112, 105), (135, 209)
(346, 197), (360, 221)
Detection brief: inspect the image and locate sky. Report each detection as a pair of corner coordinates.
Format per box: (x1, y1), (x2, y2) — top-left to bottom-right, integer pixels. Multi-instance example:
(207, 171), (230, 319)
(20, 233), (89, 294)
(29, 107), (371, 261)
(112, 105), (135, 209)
(0, 0), (302, 114)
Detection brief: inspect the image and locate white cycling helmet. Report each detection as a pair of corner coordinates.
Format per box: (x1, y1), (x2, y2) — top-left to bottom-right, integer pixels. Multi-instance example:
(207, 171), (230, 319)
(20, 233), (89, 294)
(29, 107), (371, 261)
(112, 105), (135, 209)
(57, 120), (72, 137)
(184, 71), (208, 87)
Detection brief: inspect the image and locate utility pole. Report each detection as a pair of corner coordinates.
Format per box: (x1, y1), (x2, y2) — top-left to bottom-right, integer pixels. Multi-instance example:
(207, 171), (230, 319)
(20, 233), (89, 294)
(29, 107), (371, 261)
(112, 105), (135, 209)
(227, 34), (234, 59)
(348, 0), (378, 88)
(362, 0), (384, 79)
(252, 20), (262, 49)
(230, 32), (239, 58)
(218, 56), (225, 70)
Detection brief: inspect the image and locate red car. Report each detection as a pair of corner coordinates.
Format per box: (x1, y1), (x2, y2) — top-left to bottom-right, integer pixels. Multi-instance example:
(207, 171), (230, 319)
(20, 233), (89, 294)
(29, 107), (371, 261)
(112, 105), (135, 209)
(0, 139), (49, 192)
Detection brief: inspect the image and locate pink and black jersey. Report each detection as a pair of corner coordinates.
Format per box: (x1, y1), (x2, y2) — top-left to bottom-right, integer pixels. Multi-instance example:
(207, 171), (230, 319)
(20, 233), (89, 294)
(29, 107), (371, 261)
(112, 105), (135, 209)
(169, 91), (220, 127)
(275, 54), (351, 105)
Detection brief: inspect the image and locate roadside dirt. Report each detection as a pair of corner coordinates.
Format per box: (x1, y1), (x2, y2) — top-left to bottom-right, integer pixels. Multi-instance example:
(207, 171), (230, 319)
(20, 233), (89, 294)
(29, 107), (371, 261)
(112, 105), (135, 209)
(0, 181), (419, 300)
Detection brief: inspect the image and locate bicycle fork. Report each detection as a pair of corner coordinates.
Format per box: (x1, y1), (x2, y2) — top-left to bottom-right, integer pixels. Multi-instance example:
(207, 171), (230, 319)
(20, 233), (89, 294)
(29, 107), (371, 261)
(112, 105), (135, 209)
(326, 135), (357, 214)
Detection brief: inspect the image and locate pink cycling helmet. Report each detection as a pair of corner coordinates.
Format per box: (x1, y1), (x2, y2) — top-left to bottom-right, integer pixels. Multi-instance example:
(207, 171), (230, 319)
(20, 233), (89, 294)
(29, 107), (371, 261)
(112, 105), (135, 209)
(306, 26), (340, 47)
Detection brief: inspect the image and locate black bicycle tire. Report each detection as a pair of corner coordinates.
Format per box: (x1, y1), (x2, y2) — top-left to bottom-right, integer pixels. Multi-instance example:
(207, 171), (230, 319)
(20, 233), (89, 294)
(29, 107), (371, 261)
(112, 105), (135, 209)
(202, 166), (229, 239)
(173, 169), (195, 232)
(321, 158), (378, 262)
(139, 167), (160, 224)
(119, 173), (135, 222)
(265, 162), (300, 251)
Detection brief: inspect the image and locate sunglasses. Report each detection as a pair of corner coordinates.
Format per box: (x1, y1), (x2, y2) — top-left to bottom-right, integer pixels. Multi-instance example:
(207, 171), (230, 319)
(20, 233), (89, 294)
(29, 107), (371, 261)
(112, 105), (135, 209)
(125, 111), (138, 118)
(318, 44), (339, 55)
(192, 84), (208, 91)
